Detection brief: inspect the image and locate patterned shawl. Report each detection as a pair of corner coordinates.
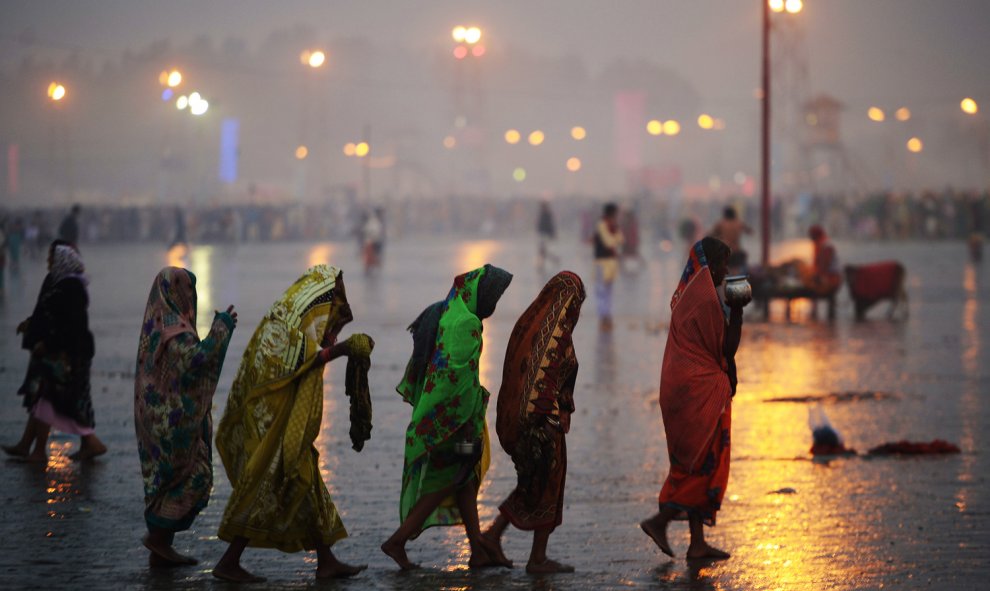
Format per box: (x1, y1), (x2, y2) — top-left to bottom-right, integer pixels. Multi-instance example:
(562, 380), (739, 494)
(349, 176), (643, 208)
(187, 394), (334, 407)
(397, 264), (512, 462)
(497, 271), (585, 454)
(50, 244), (87, 285)
(134, 267), (234, 531)
(659, 240), (731, 472)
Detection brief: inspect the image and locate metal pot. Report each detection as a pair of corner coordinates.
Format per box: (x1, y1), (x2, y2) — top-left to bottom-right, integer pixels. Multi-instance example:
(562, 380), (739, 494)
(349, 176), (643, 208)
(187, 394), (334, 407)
(724, 275), (752, 307)
(454, 440), (477, 456)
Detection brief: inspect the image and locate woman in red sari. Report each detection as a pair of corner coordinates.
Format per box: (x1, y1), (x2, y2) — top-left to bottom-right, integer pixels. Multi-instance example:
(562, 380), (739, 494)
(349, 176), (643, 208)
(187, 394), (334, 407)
(641, 237), (745, 560)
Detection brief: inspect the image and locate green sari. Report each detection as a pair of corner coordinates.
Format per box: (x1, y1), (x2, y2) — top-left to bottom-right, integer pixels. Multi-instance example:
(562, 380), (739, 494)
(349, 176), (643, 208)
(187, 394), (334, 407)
(397, 264), (510, 533)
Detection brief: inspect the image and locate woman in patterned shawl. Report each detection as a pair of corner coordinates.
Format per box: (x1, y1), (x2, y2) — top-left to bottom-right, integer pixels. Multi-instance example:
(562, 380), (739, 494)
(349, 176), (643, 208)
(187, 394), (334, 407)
(134, 267), (237, 566)
(483, 271), (585, 573)
(381, 264), (513, 570)
(213, 265), (373, 583)
(641, 237), (745, 560)
(3, 241), (106, 463)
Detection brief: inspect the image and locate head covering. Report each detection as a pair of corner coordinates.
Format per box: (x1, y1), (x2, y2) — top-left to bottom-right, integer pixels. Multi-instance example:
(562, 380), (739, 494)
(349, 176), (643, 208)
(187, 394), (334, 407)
(497, 271), (585, 453)
(137, 267), (198, 375)
(406, 263), (513, 388)
(49, 244), (86, 285)
(247, 264), (345, 386)
(671, 240), (709, 311)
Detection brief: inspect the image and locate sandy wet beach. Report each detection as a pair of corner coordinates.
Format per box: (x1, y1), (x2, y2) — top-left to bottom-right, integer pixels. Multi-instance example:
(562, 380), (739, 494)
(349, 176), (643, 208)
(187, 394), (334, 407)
(0, 236), (986, 590)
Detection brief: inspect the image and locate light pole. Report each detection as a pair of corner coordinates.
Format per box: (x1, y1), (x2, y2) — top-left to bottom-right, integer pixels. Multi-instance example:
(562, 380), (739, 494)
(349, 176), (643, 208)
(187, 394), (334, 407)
(47, 81), (73, 202)
(761, 0), (803, 266)
(297, 49), (326, 200)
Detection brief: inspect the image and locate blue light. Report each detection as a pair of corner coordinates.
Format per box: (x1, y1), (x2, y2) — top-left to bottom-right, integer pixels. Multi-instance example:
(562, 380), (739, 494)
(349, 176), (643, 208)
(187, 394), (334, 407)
(161, 88), (174, 101)
(219, 118), (239, 184)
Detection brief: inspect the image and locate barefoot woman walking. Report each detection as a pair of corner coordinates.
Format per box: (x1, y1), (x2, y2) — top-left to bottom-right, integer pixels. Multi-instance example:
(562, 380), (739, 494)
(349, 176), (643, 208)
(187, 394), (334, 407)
(641, 237), (746, 560)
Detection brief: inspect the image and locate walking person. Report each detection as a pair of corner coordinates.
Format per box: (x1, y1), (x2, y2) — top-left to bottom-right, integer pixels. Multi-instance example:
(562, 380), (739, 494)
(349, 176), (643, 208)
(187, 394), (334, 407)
(3, 242), (106, 462)
(640, 237), (747, 560)
(382, 264), (513, 570)
(536, 200), (559, 272)
(592, 203), (623, 331)
(57, 204), (81, 247)
(213, 265), (373, 582)
(134, 267), (237, 567)
(482, 271), (586, 573)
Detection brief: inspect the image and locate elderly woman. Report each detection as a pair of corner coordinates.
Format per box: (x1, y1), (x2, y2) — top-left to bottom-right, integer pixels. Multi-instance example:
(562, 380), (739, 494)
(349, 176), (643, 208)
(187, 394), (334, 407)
(641, 237), (746, 560)
(3, 241), (106, 463)
(483, 271), (585, 573)
(134, 267), (237, 566)
(381, 264), (512, 570)
(213, 265), (373, 583)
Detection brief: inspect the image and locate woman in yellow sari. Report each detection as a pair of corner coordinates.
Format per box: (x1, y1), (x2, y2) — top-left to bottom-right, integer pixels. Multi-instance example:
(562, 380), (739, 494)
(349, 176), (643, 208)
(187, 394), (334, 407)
(212, 265), (373, 582)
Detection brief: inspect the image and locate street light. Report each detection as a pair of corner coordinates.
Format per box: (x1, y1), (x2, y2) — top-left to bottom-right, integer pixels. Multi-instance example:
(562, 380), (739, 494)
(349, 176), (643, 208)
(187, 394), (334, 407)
(662, 120), (681, 136)
(961, 97), (979, 115)
(868, 106), (886, 122)
(571, 126), (586, 140)
(299, 49), (327, 68)
(697, 114), (714, 129)
(47, 82), (66, 101)
(566, 157), (581, 172)
(295, 145), (309, 160)
(504, 129), (521, 144)
(907, 137), (923, 153)
(895, 107), (911, 121)
(646, 119), (663, 135)
(528, 130), (545, 146)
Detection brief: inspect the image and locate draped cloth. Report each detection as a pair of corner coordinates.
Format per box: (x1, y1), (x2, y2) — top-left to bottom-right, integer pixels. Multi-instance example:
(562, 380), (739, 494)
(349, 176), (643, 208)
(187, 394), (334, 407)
(496, 271), (585, 531)
(658, 241), (732, 525)
(216, 265), (351, 552)
(396, 264), (512, 534)
(134, 267), (233, 532)
(18, 245), (96, 433)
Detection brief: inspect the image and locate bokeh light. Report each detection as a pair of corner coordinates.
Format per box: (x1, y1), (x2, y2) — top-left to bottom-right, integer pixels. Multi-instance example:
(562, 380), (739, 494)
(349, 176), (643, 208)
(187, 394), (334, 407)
(697, 114), (714, 129)
(504, 129), (521, 144)
(769, 0), (785, 12)
(161, 88), (174, 102)
(464, 27), (482, 45)
(295, 145), (308, 160)
(868, 107), (886, 122)
(443, 135), (456, 149)
(566, 157), (581, 172)
(662, 120), (681, 136)
(784, 0), (803, 13)
(571, 126), (586, 140)
(471, 45), (486, 58)
(907, 137), (923, 153)
(528, 130), (545, 146)
(512, 167), (526, 182)
(895, 107), (911, 121)
(961, 97), (979, 115)
(646, 119), (663, 135)
(190, 99), (209, 116)
(47, 82), (66, 101)
(355, 142), (370, 157)
(453, 46), (468, 59)
(452, 26), (467, 43)
(308, 50), (326, 68)
(166, 70), (182, 87)
(343, 142), (356, 156)
(176, 95), (188, 110)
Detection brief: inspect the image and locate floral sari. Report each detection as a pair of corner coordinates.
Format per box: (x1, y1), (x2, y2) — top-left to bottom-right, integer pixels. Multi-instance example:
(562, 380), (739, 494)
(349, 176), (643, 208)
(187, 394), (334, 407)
(216, 265), (351, 552)
(496, 271), (584, 530)
(658, 241), (733, 525)
(134, 267), (234, 531)
(396, 264), (512, 533)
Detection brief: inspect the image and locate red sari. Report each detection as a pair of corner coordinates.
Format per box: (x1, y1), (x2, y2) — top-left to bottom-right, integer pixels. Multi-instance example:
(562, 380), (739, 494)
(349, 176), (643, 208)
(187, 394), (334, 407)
(658, 242), (732, 525)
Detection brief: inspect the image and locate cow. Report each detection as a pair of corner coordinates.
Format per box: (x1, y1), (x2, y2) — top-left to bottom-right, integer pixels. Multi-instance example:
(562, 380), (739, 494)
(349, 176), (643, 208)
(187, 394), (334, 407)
(844, 261), (907, 321)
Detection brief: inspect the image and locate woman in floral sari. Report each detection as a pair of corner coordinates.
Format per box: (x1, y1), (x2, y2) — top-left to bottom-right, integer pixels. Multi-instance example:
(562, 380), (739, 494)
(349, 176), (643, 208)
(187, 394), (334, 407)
(213, 265), (373, 583)
(3, 242), (106, 462)
(381, 264), (512, 570)
(134, 267), (237, 566)
(483, 271), (585, 573)
(641, 237), (746, 560)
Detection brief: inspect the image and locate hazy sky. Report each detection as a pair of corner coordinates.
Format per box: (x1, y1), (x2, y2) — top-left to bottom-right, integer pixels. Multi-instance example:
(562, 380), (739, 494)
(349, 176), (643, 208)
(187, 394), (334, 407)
(3, 0), (989, 112)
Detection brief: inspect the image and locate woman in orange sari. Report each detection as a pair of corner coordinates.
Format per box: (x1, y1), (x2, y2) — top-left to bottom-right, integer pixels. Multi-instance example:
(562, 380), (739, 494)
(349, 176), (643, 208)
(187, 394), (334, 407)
(641, 237), (745, 560)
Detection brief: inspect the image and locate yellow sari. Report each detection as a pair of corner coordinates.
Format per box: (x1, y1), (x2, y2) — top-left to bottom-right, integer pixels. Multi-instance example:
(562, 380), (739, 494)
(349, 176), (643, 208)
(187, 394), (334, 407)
(216, 265), (348, 552)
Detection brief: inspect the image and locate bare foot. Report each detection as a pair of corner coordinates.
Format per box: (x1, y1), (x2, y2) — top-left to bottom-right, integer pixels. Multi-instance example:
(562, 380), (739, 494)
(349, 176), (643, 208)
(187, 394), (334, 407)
(142, 535), (198, 565)
(686, 542), (730, 560)
(2, 444), (29, 458)
(212, 562), (267, 583)
(70, 442), (107, 462)
(381, 541), (419, 570)
(316, 561), (367, 579)
(478, 534), (513, 568)
(526, 558), (575, 574)
(640, 518), (674, 557)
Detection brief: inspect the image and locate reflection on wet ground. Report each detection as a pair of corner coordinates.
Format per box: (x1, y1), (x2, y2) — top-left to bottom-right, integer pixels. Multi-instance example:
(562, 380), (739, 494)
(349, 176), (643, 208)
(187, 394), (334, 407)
(0, 237), (986, 589)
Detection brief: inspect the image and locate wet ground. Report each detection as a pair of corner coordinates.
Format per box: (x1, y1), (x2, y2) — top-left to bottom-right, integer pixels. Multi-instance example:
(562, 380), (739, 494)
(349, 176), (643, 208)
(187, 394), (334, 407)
(0, 235), (986, 590)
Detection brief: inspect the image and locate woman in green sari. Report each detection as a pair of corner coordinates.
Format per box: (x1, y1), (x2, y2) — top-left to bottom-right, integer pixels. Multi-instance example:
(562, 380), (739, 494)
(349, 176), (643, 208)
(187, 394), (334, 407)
(381, 264), (513, 570)
(212, 265), (373, 582)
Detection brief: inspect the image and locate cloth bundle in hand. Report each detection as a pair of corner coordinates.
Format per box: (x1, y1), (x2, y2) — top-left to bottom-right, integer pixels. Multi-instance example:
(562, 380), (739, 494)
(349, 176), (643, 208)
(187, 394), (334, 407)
(344, 333), (374, 451)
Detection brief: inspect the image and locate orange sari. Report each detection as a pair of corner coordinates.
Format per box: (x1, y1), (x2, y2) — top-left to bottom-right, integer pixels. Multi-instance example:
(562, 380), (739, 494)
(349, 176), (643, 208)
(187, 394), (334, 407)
(658, 241), (732, 525)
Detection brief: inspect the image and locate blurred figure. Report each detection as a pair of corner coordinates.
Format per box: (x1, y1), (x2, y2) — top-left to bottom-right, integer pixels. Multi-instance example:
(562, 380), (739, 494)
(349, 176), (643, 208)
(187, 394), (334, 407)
(708, 206), (752, 275)
(536, 200), (559, 272)
(968, 191), (985, 263)
(484, 271), (585, 573)
(0, 219), (6, 293)
(804, 225), (842, 296)
(58, 204), (81, 247)
(24, 213), (41, 259)
(641, 238), (744, 560)
(214, 266), (371, 582)
(169, 206), (187, 249)
(383, 265), (512, 570)
(592, 203), (623, 331)
(3, 242), (106, 462)
(620, 206), (644, 271)
(7, 217), (24, 274)
(134, 268), (237, 567)
(361, 207), (384, 274)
